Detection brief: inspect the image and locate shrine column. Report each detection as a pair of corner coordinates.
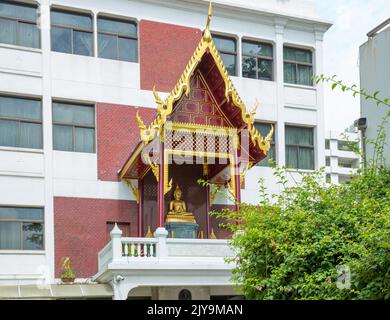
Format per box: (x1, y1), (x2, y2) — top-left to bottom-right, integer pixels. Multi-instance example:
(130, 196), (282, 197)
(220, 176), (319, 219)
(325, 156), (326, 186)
(157, 142), (165, 228)
(233, 148), (241, 212)
(138, 179), (143, 237)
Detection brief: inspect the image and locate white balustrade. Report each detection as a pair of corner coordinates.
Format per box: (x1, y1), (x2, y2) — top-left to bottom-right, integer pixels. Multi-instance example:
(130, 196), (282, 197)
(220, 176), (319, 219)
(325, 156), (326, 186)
(121, 238), (158, 258)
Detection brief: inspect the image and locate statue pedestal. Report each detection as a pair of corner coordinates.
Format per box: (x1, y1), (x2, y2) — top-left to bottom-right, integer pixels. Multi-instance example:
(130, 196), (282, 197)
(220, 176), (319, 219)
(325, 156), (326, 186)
(165, 222), (199, 239)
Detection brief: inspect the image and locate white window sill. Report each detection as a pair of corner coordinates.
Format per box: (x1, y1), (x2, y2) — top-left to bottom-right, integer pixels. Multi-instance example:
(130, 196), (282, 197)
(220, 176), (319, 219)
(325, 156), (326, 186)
(0, 250), (45, 255)
(284, 83), (317, 91)
(0, 43), (42, 54)
(285, 168), (316, 174)
(0, 146), (44, 154)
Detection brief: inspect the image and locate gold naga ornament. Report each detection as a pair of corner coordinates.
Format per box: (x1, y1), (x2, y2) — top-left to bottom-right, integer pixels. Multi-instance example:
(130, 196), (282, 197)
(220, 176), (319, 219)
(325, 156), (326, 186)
(135, 0), (274, 157)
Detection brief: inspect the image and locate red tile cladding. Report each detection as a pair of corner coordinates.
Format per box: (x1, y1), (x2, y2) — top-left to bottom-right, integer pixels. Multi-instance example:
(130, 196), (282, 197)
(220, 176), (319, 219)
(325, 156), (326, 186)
(54, 197), (138, 278)
(97, 103), (156, 181)
(140, 19), (202, 92)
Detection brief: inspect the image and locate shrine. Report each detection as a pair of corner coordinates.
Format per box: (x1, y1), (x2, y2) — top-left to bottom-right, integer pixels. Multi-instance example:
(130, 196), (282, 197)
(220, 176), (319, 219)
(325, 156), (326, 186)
(118, 1), (274, 240)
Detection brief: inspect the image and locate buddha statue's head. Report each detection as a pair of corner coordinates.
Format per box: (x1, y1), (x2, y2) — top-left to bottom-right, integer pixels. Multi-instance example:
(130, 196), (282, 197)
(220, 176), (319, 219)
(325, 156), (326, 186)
(174, 185), (182, 200)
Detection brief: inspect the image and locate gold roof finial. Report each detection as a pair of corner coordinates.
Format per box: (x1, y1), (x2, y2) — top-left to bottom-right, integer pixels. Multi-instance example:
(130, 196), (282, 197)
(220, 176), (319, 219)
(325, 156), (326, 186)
(203, 0), (213, 42)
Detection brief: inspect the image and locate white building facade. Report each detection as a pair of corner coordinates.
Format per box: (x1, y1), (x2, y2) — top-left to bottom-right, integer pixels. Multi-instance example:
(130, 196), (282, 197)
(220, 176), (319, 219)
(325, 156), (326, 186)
(0, 0), (331, 299)
(359, 19), (390, 166)
(325, 130), (360, 185)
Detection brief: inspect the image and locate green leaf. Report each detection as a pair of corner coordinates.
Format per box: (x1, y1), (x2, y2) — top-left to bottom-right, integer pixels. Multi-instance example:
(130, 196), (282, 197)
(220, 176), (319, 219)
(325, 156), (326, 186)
(331, 83), (337, 90)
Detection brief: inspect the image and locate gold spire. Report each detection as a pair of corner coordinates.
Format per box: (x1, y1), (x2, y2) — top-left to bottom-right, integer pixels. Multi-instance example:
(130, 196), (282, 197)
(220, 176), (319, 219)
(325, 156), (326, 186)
(204, 0), (213, 42)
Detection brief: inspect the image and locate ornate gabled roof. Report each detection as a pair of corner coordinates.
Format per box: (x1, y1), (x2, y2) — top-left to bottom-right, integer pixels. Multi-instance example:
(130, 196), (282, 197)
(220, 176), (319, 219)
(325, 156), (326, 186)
(135, 0), (274, 157)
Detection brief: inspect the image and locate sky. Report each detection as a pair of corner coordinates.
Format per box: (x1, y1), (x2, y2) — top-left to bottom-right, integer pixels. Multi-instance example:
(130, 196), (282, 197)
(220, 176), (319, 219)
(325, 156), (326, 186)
(316, 0), (390, 132)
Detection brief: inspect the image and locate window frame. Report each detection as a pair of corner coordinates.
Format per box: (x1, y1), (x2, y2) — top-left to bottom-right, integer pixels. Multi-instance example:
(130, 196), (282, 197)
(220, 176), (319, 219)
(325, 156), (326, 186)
(0, 206), (45, 251)
(50, 8), (94, 56)
(254, 122), (276, 167)
(52, 101), (96, 153)
(283, 45), (314, 86)
(285, 125), (315, 170)
(0, 95), (43, 149)
(241, 39), (274, 81)
(212, 33), (237, 76)
(97, 14), (138, 62)
(0, 0), (40, 48)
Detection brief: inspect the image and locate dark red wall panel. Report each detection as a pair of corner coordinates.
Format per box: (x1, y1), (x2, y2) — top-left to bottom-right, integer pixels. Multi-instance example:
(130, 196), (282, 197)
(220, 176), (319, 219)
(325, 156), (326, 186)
(140, 19), (202, 92)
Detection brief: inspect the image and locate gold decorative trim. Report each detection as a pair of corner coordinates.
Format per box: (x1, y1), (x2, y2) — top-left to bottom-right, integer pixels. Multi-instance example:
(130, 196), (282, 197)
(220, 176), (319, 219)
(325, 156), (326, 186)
(143, 154), (159, 182)
(210, 228), (217, 239)
(124, 179), (139, 204)
(135, 0), (274, 155)
(240, 163), (253, 184)
(164, 151), (173, 195)
(145, 226), (153, 238)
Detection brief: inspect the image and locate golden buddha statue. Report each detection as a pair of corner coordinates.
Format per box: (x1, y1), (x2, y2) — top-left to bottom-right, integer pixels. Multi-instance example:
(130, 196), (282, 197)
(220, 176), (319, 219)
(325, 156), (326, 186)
(166, 185), (196, 224)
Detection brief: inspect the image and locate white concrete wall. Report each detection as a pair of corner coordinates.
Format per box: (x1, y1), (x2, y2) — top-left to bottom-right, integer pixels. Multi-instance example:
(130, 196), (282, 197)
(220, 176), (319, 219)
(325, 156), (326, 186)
(360, 26), (390, 166)
(0, 0), (330, 284)
(325, 131), (360, 185)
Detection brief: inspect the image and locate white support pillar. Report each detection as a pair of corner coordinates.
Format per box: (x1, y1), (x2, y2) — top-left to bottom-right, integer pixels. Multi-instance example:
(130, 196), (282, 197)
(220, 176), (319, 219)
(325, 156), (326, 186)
(110, 223), (123, 262)
(315, 27), (326, 171)
(154, 227), (168, 258)
(275, 19), (287, 168)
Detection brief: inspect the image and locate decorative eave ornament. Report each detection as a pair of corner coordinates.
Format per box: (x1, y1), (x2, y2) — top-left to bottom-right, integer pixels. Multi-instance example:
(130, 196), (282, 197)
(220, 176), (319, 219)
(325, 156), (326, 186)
(136, 0), (273, 156)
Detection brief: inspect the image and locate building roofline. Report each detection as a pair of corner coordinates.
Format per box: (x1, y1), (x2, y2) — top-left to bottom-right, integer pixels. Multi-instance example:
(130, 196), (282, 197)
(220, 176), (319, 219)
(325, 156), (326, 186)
(141, 0), (333, 31)
(367, 18), (390, 38)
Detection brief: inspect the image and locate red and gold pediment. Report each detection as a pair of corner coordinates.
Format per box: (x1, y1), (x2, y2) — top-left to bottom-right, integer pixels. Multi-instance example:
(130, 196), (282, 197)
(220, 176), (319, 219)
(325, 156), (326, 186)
(119, 1), (273, 181)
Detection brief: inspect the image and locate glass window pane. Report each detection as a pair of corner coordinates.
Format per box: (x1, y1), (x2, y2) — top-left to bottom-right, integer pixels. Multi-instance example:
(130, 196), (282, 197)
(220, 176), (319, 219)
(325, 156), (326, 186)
(53, 103), (94, 126)
(0, 96), (41, 121)
(221, 53), (236, 76)
(242, 56), (256, 79)
(258, 59), (273, 80)
(23, 222), (44, 250)
(51, 27), (71, 53)
(286, 146), (298, 169)
(0, 2), (37, 21)
(53, 124), (73, 151)
(51, 10), (92, 30)
(98, 33), (117, 60)
(242, 41), (272, 57)
(75, 127), (94, 153)
(98, 17), (137, 37)
(72, 105), (94, 126)
(0, 207), (44, 220)
(0, 119), (17, 147)
(118, 37), (137, 62)
(299, 147), (314, 170)
(73, 31), (93, 56)
(0, 18), (16, 45)
(284, 47), (312, 63)
(18, 22), (40, 48)
(260, 145), (276, 167)
(20, 122), (42, 149)
(213, 35), (236, 52)
(284, 62), (297, 84)
(297, 64), (312, 86)
(285, 126), (313, 146)
(0, 221), (21, 250)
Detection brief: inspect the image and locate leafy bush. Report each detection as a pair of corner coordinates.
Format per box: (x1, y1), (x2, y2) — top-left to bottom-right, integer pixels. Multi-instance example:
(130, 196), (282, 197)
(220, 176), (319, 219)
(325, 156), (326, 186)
(214, 166), (390, 300)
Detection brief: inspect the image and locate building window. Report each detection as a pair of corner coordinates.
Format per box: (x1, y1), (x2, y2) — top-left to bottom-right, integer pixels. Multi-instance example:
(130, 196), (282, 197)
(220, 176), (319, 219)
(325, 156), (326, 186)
(212, 34), (237, 76)
(0, 1), (40, 48)
(284, 46), (313, 86)
(0, 96), (42, 149)
(325, 156), (330, 166)
(97, 16), (138, 62)
(285, 126), (314, 170)
(242, 40), (273, 81)
(325, 139), (330, 149)
(0, 207), (44, 250)
(326, 174), (331, 183)
(52, 102), (95, 153)
(51, 9), (93, 56)
(255, 122), (276, 167)
(338, 140), (358, 152)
